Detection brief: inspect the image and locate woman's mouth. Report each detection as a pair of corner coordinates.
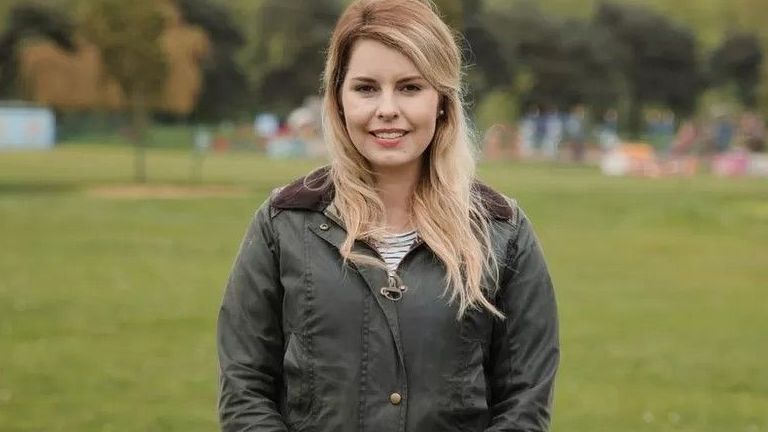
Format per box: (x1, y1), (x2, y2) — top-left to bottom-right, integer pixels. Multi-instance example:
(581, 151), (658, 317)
(370, 130), (408, 148)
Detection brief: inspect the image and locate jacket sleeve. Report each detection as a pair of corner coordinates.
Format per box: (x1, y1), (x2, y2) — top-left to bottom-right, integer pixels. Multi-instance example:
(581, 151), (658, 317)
(486, 209), (560, 431)
(217, 200), (288, 432)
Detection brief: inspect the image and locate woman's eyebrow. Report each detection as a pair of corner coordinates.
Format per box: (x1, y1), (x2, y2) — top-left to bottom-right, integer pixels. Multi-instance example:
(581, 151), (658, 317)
(348, 76), (377, 83)
(396, 75), (426, 83)
(348, 75), (426, 84)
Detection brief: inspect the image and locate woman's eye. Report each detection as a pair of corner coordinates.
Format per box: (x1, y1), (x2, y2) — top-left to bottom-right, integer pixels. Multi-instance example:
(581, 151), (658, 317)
(354, 85), (376, 93)
(402, 84), (421, 92)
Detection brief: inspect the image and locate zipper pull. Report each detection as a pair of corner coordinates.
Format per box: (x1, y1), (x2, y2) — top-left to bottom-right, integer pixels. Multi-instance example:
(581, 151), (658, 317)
(380, 274), (408, 301)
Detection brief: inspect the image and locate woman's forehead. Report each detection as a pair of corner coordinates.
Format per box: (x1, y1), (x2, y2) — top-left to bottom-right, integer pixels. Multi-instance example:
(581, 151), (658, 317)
(345, 39), (423, 80)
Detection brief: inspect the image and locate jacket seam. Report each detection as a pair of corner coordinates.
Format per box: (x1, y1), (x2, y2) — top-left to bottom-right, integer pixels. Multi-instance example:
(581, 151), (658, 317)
(223, 207), (282, 337)
(498, 219), (520, 296)
(264, 190), (283, 257)
(358, 294), (371, 432)
(301, 215), (318, 423)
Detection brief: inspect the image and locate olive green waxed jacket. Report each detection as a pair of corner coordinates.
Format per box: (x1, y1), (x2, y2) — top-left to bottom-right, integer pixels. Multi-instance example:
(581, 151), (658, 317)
(217, 168), (559, 432)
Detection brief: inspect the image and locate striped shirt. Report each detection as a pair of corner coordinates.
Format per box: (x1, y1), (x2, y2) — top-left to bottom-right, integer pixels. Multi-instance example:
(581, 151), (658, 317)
(375, 230), (418, 275)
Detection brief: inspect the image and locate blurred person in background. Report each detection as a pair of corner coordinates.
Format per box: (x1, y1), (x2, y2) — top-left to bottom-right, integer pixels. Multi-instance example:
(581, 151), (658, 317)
(564, 105), (588, 162)
(669, 118), (699, 156)
(597, 109), (621, 151)
(518, 107), (540, 158)
(541, 107), (562, 159)
(712, 113), (735, 154)
(216, 0), (559, 431)
(646, 109), (675, 152)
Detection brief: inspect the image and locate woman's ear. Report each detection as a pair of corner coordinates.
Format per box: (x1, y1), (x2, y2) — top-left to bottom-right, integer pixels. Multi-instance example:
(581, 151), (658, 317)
(438, 96), (448, 117)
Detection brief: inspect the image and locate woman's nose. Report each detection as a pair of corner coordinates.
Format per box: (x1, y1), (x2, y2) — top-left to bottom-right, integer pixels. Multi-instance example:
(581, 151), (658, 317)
(375, 91), (399, 120)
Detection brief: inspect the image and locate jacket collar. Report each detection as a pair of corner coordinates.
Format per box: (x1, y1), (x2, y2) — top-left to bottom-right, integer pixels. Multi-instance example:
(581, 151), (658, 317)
(271, 166), (515, 221)
(271, 166), (334, 212)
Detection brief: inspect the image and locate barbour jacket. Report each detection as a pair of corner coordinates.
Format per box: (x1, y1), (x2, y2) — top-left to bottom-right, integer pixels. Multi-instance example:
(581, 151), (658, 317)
(217, 168), (559, 432)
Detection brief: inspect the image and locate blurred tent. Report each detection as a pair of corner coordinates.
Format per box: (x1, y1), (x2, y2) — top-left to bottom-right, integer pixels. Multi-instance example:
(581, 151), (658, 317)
(0, 102), (55, 150)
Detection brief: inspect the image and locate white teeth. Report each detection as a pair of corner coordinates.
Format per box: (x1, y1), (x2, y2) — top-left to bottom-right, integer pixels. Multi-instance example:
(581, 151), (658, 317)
(374, 132), (406, 139)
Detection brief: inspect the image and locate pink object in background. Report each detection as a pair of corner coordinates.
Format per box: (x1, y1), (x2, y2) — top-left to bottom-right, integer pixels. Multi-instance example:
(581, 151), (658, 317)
(712, 151), (749, 177)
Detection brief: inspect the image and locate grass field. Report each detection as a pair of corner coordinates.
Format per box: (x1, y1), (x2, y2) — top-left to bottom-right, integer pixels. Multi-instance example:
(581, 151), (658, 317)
(1, 145), (767, 431)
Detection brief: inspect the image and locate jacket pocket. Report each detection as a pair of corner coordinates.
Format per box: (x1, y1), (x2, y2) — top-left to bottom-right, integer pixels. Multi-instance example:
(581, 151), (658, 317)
(282, 332), (313, 430)
(452, 338), (490, 430)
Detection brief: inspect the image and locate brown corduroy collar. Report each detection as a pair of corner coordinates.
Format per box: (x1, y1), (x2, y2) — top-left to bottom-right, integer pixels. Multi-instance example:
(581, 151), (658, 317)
(271, 166), (516, 221)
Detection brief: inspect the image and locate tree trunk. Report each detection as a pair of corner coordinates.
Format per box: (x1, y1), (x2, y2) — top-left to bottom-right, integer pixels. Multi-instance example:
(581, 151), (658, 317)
(626, 92), (643, 140)
(131, 89), (148, 183)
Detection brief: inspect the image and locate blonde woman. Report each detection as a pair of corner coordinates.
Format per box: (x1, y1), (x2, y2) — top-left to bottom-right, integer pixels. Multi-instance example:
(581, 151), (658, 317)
(217, 0), (559, 431)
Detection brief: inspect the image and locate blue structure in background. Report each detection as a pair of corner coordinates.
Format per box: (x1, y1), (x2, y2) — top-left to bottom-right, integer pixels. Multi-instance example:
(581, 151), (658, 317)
(0, 106), (56, 150)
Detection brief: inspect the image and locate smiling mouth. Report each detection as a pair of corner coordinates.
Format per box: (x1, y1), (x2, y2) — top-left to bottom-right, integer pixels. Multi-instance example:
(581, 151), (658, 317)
(370, 131), (408, 139)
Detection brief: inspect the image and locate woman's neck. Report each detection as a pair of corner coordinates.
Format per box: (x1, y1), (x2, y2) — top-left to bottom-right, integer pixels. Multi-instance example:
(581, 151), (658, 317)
(373, 162), (421, 233)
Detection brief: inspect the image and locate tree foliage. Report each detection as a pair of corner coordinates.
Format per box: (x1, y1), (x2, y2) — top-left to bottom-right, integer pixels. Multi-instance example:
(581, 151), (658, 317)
(158, 7), (210, 116)
(6, 2), (209, 117)
(175, 0), (248, 122)
(595, 2), (702, 135)
(80, 0), (168, 182)
(433, 0), (463, 30)
(3, 0), (768, 133)
(18, 40), (124, 111)
(478, 1), (619, 112)
(243, 0), (340, 116)
(79, 0), (167, 102)
(710, 33), (763, 108)
(0, 2), (74, 99)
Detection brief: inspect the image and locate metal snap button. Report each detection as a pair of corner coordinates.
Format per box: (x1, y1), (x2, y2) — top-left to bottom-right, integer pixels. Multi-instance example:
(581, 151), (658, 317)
(389, 392), (402, 405)
(319, 223), (329, 231)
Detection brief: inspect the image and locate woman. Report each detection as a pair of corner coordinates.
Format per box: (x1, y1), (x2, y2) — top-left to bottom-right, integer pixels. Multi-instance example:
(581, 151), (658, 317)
(217, 0), (559, 431)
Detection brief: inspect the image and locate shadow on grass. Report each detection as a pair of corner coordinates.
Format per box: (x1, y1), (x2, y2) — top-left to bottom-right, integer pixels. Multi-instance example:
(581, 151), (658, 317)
(0, 182), (79, 196)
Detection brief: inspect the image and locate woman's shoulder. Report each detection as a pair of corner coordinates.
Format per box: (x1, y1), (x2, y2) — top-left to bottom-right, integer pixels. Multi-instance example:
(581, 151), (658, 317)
(471, 180), (520, 225)
(267, 166), (334, 215)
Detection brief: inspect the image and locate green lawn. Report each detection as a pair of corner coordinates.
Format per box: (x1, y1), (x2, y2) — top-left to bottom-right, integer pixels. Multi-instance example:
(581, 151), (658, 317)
(1, 145), (767, 431)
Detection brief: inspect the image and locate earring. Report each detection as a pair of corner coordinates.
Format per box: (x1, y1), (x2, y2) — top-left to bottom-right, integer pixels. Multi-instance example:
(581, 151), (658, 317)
(439, 109), (445, 117)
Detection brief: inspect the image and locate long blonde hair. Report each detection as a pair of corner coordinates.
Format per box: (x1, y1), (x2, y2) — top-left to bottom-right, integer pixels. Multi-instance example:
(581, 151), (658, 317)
(321, 0), (501, 318)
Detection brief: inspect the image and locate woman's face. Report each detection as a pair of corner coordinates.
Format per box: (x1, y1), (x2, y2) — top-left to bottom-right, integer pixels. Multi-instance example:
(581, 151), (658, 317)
(340, 39), (441, 174)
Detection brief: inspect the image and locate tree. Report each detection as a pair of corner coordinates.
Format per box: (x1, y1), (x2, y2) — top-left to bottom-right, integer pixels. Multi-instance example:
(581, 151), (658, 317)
(710, 33), (763, 108)
(80, 0), (168, 182)
(0, 2), (75, 99)
(243, 0), (340, 116)
(157, 7), (210, 117)
(595, 2), (703, 137)
(460, 0), (513, 104)
(7, 3), (208, 117)
(481, 1), (558, 108)
(463, 20), (512, 95)
(175, 0), (248, 122)
(433, 0), (463, 30)
(479, 1), (620, 113)
(724, 0), (768, 114)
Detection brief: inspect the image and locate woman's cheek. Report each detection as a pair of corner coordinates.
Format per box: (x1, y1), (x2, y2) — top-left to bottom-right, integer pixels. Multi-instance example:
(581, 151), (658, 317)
(342, 99), (364, 123)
